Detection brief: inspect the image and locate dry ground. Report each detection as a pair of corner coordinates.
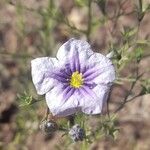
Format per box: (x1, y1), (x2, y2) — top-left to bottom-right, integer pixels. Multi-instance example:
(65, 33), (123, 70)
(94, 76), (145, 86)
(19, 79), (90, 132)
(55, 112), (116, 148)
(0, 0), (150, 150)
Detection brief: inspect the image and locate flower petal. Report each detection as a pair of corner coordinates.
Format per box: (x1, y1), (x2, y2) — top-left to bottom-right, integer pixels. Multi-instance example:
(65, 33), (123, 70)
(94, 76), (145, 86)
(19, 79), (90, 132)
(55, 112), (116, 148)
(31, 57), (58, 95)
(84, 53), (115, 85)
(78, 84), (110, 114)
(56, 38), (94, 73)
(45, 86), (80, 117)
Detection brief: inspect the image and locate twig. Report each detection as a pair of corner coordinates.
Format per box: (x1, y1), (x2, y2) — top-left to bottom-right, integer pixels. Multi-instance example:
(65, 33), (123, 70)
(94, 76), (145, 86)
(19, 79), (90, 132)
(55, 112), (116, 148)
(114, 72), (144, 113)
(67, 115), (75, 127)
(86, 0), (92, 42)
(139, 0), (143, 12)
(0, 52), (34, 59)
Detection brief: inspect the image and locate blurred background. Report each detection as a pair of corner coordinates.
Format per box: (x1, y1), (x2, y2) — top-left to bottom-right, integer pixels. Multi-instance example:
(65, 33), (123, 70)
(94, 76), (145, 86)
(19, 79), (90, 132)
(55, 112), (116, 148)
(0, 0), (150, 149)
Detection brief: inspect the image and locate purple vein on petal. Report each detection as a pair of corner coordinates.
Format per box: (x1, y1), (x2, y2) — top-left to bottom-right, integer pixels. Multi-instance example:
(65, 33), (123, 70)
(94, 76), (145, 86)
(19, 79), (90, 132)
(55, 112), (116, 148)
(77, 88), (86, 98)
(84, 71), (100, 82)
(83, 82), (97, 89)
(69, 47), (81, 72)
(63, 86), (75, 101)
(80, 65), (87, 74)
(37, 73), (48, 85)
(57, 69), (71, 78)
(83, 66), (98, 78)
(50, 72), (69, 83)
(74, 48), (80, 72)
(37, 71), (55, 85)
(69, 49), (76, 72)
(70, 58), (76, 72)
(51, 83), (66, 99)
(83, 65), (113, 81)
(65, 63), (73, 75)
(81, 86), (97, 100)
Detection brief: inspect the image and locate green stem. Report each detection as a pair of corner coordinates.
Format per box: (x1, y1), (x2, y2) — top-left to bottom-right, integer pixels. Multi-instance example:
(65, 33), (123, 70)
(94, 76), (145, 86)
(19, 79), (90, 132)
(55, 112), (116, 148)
(81, 139), (88, 150)
(86, 0), (92, 42)
(0, 52), (34, 59)
(139, 0), (142, 12)
(68, 115), (75, 127)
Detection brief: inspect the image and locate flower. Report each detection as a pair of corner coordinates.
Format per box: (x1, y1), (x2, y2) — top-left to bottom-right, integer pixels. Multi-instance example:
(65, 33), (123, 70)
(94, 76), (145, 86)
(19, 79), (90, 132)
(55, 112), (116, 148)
(31, 38), (115, 117)
(69, 124), (85, 142)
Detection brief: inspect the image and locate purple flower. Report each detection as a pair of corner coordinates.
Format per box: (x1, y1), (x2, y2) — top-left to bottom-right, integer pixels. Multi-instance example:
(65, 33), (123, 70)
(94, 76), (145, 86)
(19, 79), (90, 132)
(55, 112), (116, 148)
(31, 38), (115, 117)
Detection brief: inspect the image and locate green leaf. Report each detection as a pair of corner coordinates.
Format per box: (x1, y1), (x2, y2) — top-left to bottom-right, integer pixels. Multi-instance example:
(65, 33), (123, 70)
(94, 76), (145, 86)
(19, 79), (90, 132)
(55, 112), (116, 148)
(75, 0), (88, 7)
(17, 92), (33, 107)
(136, 40), (150, 45)
(141, 80), (150, 94)
(135, 47), (143, 62)
(122, 27), (137, 38)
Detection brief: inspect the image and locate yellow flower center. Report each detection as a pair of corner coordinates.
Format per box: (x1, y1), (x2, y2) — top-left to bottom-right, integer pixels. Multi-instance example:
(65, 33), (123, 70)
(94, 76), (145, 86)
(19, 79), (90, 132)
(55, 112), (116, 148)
(70, 71), (83, 88)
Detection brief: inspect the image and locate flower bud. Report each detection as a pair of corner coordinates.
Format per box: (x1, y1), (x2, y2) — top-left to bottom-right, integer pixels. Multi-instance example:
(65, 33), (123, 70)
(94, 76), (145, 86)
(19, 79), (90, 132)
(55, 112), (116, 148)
(39, 120), (57, 135)
(69, 124), (85, 142)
